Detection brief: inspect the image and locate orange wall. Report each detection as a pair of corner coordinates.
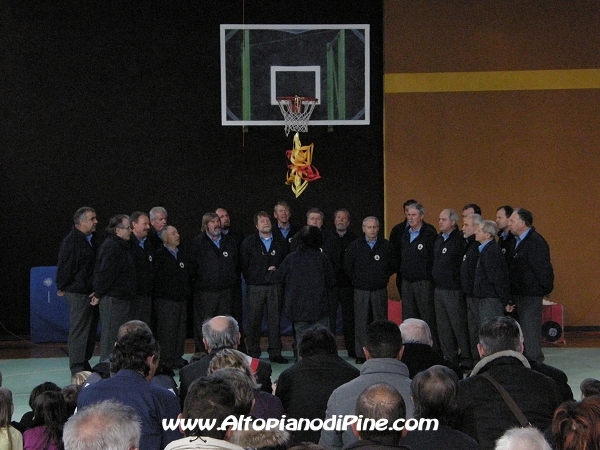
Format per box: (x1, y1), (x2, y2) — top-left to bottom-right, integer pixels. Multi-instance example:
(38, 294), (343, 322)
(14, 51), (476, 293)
(383, 0), (600, 326)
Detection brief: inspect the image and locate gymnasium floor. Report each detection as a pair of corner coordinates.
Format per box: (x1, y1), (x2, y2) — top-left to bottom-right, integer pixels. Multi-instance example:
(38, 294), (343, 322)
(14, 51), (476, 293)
(2, 333), (600, 421)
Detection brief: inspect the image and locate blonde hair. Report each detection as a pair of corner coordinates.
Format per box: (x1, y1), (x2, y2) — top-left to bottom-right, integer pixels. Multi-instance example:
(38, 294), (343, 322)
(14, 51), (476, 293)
(207, 348), (259, 389)
(71, 371), (92, 386)
(0, 387), (17, 450)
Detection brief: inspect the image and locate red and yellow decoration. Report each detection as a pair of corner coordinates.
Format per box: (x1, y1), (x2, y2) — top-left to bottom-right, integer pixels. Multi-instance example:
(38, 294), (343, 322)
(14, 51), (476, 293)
(285, 133), (321, 197)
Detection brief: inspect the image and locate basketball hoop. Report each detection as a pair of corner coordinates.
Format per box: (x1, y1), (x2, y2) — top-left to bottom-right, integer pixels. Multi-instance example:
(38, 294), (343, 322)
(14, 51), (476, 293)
(276, 96), (318, 136)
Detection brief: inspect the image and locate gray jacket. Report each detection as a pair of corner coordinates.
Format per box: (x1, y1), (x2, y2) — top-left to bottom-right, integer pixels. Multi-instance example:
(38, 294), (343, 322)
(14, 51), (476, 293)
(318, 358), (414, 450)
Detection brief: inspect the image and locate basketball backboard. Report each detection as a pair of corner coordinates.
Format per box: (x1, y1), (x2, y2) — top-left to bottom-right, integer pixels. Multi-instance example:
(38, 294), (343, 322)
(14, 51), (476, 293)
(220, 24), (370, 127)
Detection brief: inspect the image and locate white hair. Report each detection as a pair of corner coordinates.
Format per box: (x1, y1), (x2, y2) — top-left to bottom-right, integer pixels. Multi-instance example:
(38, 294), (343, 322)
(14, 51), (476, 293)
(495, 427), (551, 450)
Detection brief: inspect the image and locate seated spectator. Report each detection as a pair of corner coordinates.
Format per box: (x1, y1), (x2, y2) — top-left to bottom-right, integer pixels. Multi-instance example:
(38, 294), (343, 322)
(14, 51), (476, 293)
(345, 383), (411, 450)
(0, 387), (23, 450)
(580, 378), (600, 399)
(61, 385), (82, 418)
(208, 349), (284, 420)
(399, 318), (462, 379)
(319, 320), (414, 450)
(275, 326), (359, 444)
(23, 391), (67, 450)
(17, 382), (61, 433)
(70, 371), (91, 386)
(552, 396), (600, 450)
(495, 427), (551, 450)
(398, 365), (478, 449)
(455, 316), (561, 450)
(527, 360), (573, 402)
(165, 377), (245, 450)
(77, 329), (181, 450)
(63, 400), (141, 450)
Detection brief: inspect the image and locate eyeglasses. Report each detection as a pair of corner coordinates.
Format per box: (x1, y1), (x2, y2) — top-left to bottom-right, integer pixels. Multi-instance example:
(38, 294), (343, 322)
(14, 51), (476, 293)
(117, 225), (133, 230)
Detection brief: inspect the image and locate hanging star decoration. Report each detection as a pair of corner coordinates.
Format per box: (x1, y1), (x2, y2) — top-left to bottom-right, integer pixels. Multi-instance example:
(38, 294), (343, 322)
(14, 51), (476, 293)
(285, 132), (321, 197)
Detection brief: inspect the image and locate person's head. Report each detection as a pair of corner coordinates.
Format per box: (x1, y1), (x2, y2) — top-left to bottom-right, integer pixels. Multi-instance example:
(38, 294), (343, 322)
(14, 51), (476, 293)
(552, 397), (600, 450)
(477, 316), (523, 358)
(207, 348), (259, 390)
(495, 427), (551, 450)
(117, 320), (152, 340)
(130, 212), (150, 240)
(62, 384), (82, 417)
(216, 208), (231, 229)
(254, 211), (272, 235)
(403, 199), (418, 217)
(462, 204), (482, 220)
(399, 318), (433, 347)
(438, 208), (458, 234)
(32, 390), (68, 445)
(210, 368), (255, 416)
(462, 213), (483, 238)
(362, 216), (380, 241)
(406, 203), (425, 230)
(71, 371), (92, 386)
(201, 212), (222, 238)
(28, 382), (61, 410)
(160, 225), (180, 248)
(0, 387), (14, 428)
(149, 206), (168, 232)
(299, 326), (338, 358)
(365, 320), (404, 360)
(273, 201), (291, 226)
(182, 377), (239, 439)
(508, 208), (534, 235)
(202, 316), (240, 352)
(334, 209), (351, 234)
(475, 220), (498, 244)
(74, 207), (98, 235)
(580, 378), (600, 399)
(109, 329), (160, 378)
(63, 400), (141, 450)
(495, 206), (514, 232)
(106, 214), (132, 241)
(353, 383), (406, 444)
(298, 225), (323, 250)
(306, 207), (324, 228)
(411, 365), (458, 423)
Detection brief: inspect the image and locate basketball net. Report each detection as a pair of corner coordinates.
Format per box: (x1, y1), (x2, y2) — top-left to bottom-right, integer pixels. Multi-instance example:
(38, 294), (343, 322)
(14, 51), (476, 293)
(277, 96), (317, 136)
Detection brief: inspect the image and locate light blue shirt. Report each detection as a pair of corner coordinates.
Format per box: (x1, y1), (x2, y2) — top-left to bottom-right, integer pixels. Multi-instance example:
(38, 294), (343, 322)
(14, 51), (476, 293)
(167, 247), (178, 259)
(409, 226), (421, 243)
(442, 232), (451, 241)
(279, 225), (291, 238)
(515, 228), (531, 248)
(478, 239), (492, 253)
(366, 237), (378, 249)
(86, 234), (93, 246)
(260, 234), (273, 252)
(208, 233), (222, 249)
(138, 236), (147, 249)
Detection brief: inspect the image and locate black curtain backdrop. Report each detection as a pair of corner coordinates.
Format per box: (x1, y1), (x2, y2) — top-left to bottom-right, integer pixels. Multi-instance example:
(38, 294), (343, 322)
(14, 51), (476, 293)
(0, 0), (384, 336)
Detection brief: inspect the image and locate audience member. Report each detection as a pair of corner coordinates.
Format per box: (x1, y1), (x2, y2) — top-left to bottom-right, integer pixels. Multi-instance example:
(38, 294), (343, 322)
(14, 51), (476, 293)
(0, 387), (23, 450)
(164, 377), (244, 450)
(552, 396), (600, 450)
(319, 320), (414, 450)
(208, 349), (285, 420)
(18, 382), (61, 433)
(455, 316), (561, 450)
(399, 365), (478, 449)
(70, 372), (91, 386)
(346, 383), (411, 450)
(276, 326), (359, 444)
(23, 390), (67, 450)
(77, 329), (180, 450)
(179, 316), (272, 408)
(398, 318), (462, 379)
(580, 378), (600, 399)
(63, 400), (141, 450)
(61, 384), (82, 418)
(495, 427), (551, 450)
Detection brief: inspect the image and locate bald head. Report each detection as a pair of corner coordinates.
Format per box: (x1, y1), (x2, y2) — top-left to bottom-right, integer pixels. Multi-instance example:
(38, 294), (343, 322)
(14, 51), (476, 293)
(201, 316), (240, 351)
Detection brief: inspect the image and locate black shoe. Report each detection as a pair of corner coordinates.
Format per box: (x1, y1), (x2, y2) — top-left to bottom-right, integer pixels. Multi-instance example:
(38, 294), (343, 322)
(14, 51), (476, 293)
(269, 355), (289, 364)
(355, 357), (366, 364)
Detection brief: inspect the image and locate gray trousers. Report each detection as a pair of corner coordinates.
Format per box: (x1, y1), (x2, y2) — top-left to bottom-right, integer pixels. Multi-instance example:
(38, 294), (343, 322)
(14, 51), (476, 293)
(434, 288), (471, 366)
(294, 317), (330, 351)
(401, 279), (439, 351)
(154, 298), (187, 368)
(193, 288), (232, 352)
(513, 295), (544, 363)
(99, 296), (130, 361)
(354, 288), (388, 359)
(246, 284), (282, 358)
(478, 297), (505, 323)
(66, 292), (99, 375)
(466, 297), (480, 361)
(129, 294), (152, 327)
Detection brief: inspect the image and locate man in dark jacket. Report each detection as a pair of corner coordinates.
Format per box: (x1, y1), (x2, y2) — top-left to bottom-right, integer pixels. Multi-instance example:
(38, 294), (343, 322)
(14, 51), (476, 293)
(56, 206), (99, 375)
(455, 316), (561, 450)
(189, 212), (239, 352)
(344, 216), (395, 363)
(506, 208), (554, 363)
(275, 326), (359, 444)
(241, 211), (289, 363)
(93, 214), (137, 362)
(129, 211), (155, 326)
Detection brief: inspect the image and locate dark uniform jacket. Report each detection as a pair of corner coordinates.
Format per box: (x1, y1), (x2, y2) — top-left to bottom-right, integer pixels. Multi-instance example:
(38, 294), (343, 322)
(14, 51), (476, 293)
(431, 228), (465, 290)
(344, 237), (396, 291)
(473, 240), (511, 305)
(399, 223), (437, 282)
(56, 227), (96, 294)
(130, 236), (155, 296)
(93, 235), (136, 300)
(189, 233), (238, 291)
(152, 246), (191, 302)
(330, 230), (358, 287)
(460, 236), (479, 298)
(240, 233), (289, 285)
